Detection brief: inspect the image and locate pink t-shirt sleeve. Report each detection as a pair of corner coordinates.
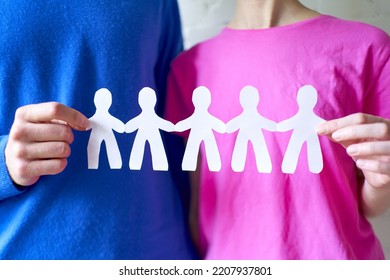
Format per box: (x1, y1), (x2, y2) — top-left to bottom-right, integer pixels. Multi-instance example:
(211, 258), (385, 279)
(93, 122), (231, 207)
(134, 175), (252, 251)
(363, 31), (390, 117)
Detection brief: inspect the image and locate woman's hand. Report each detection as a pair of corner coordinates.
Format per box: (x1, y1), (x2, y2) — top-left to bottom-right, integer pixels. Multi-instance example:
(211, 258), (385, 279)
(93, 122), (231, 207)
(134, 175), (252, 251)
(317, 113), (390, 216)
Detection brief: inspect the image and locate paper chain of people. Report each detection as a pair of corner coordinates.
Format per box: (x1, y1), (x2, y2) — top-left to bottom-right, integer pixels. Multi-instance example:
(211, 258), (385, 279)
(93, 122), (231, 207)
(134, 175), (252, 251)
(87, 85), (325, 174)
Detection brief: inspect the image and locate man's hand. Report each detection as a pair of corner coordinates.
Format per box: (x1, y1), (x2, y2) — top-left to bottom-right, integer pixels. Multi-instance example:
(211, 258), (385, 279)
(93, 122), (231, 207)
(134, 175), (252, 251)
(5, 102), (89, 187)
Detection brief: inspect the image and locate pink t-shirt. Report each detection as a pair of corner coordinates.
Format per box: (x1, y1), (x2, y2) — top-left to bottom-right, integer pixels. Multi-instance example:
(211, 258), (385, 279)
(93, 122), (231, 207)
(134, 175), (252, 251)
(166, 15), (390, 259)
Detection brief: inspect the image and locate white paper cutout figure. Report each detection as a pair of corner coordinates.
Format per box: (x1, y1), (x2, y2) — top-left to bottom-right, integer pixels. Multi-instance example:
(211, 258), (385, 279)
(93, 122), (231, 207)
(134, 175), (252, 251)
(125, 87), (174, 171)
(87, 88), (125, 169)
(175, 86), (225, 172)
(277, 85), (325, 174)
(226, 86), (277, 173)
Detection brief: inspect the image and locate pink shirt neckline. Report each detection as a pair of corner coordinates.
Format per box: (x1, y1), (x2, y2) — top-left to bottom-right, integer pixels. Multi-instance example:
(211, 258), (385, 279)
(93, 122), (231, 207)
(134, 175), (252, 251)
(223, 14), (331, 34)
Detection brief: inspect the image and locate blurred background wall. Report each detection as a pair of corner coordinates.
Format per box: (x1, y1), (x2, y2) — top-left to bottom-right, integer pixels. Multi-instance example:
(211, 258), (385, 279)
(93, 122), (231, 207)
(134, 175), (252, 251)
(177, 0), (390, 259)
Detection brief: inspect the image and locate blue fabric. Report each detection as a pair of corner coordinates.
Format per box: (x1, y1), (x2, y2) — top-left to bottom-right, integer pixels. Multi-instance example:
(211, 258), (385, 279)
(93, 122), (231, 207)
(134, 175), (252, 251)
(0, 0), (197, 259)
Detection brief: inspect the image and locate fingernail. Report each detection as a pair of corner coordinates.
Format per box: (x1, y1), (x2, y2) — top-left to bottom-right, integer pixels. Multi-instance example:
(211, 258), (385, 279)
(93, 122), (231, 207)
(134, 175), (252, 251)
(356, 159), (367, 168)
(316, 126), (326, 135)
(347, 146), (358, 155)
(332, 131), (343, 141)
(81, 117), (89, 128)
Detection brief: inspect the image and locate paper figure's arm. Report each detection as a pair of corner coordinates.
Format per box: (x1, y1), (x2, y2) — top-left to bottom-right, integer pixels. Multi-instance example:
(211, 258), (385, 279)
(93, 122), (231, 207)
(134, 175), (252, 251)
(157, 117), (175, 132)
(175, 117), (193, 132)
(226, 116), (241, 133)
(212, 117), (226, 134)
(261, 117), (278, 132)
(86, 115), (99, 131)
(314, 115), (326, 126)
(277, 116), (298, 132)
(125, 116), (140, 133)
(110, 116), (125, 133)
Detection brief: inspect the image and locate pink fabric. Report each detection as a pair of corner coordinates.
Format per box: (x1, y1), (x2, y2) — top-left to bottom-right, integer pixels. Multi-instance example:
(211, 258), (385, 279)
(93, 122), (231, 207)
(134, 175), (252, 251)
(166, 15), (390, 259)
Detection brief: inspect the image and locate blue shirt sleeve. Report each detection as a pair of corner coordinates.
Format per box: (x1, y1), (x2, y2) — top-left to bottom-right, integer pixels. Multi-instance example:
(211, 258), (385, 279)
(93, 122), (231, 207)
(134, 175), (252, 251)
(0, 136), (25, 201)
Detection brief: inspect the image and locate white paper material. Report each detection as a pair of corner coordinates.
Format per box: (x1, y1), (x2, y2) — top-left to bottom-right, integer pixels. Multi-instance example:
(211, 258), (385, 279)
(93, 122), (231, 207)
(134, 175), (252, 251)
(277, 85), (325, 174)
(175, 86), (225, 172)
(86, 85), (325, 174)
(125, 87), (174, 171)
(87, 88), (125, 169)
(226, 86), (277, 173)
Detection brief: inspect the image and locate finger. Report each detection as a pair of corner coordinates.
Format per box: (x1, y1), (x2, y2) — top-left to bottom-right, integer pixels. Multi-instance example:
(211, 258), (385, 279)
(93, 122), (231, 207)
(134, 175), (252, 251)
(33, 158), (68, 176)
(11, 158), (68, 186)
(356, 159), (390, 175)
(331, 123), (389, 142)
(16, 102), (89, 130)
(317, 113), (384, 135)
(12, 142), (71, 160)
(27, 159), (68, 177)
(10, 123), (74, 143)
(347, 142), (390, 157)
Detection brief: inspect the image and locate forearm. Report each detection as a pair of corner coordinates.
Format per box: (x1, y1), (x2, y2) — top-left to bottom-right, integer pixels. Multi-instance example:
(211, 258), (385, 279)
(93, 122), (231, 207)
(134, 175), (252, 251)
(361, 180), (390, 217)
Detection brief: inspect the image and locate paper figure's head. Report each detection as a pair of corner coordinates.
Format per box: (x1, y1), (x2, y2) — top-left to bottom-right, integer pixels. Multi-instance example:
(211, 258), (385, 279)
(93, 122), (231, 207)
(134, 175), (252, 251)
(192, 86), (211, 109)
(297, 85), (318, 109)
(94, 88), (112, 110)
(138, 87), (157, 109)
(240, 85), (259, 108)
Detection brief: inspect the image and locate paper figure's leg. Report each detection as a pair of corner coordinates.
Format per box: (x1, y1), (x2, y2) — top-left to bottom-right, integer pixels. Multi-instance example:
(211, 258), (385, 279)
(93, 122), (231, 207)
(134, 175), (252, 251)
(149, 136), (169, 171)
(203, 134), (222, 172)
(252, 136), (272, 173)
(307, 135), (323, 174)
(87, 134), (102, 169)
(231, 133), (248, 172)
(182, 137), (201, 171)
(282, 136), (304, 174)
(129, 135), (146, 170)
(105, 135), (122, 169)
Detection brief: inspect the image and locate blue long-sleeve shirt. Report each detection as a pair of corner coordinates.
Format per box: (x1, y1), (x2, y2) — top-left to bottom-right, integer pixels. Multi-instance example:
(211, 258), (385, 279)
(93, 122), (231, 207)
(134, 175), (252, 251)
(0, 0), (196, 259)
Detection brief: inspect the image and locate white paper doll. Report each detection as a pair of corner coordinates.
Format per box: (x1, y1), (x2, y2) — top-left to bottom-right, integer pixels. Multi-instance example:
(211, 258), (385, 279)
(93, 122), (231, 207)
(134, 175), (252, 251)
(87, 88), (125, 169)
(277, 85), (325, 174)
(175, 86), (225, 172)
(125, 87), (174, 171)
(226, 85), (277, 173)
